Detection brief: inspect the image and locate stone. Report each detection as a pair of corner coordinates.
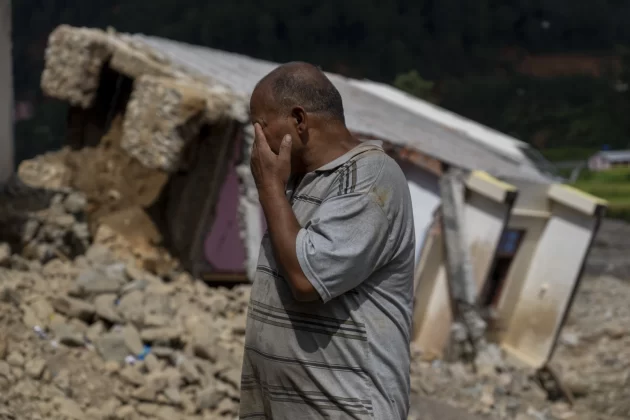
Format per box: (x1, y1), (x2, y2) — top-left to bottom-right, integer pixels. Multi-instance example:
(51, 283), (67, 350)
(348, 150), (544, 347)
(74, 268), (123, 296)
(216, 397), (238, 415)
(119, 366), (146, 387)
(114, 405), (137, 420)
(6, 352), (24, 367)
(164, 386), (182, 405)
(131, 371), (171, 401)
(52, 397), (84, 419)
(141, 327), (181, 344)
(155, 405), (181, 420)
(53, 323), (85, 347)
(143, 313), (171, 327)
(0, 243), (10, 266)
(152, 346), (175, 359)
(31, 298), (55, 325)
(0, 360), (10, 378)
(0, 337), (7, 360)
(99, 398), (121, 418)
(94, 294), (123, 323)
(196, 384), (227, 411)
(192, 324), (221, 362)
(117, 290), (145, 325)
(122, 324), (145, 355)
(63, 192), (87, 213)
(143, 353), (162, 373)
(95, 332), (130, 363)
(52, 296), (95, 322)
(86, 320), (106, 343)
(25, 358), (47, 379)
(177, 356), (201, 385)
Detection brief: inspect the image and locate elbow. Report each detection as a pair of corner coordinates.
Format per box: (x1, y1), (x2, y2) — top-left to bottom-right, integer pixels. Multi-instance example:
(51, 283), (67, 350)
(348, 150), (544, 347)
(289, 274), (320, 302)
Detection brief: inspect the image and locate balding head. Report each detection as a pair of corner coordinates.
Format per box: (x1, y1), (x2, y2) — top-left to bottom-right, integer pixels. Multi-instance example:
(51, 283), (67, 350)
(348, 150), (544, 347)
(253, 62), (345, 123)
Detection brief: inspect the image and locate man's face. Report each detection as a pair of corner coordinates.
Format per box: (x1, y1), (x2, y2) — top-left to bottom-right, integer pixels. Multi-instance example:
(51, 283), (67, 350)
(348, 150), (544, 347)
(249, 87), (295, 155)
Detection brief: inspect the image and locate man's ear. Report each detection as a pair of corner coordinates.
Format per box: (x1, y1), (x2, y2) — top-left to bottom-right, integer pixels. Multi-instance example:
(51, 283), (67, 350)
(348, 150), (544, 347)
(291, 107), (307, 134)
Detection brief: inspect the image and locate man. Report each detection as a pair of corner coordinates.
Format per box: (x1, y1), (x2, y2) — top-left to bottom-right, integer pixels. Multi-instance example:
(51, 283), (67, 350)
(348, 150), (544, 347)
(239, 62), (415, 420)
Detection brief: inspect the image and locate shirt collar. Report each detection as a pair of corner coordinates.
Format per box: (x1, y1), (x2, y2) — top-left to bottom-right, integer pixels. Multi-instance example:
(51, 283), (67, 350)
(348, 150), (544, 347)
(314, 140), (384, 172)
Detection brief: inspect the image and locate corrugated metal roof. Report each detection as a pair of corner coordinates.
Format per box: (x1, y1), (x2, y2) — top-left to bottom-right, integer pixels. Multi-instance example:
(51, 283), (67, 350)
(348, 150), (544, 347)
(348, 80), (529, 161)
(131, 34), (549, 182)
(595, 150), (630, 162)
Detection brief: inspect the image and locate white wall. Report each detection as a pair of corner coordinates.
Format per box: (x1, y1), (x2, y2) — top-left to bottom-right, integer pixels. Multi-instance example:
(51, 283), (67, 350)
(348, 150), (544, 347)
(501, 201), (597, 367)
(412, 183), (512, 355)
(0, 0), (13, 181)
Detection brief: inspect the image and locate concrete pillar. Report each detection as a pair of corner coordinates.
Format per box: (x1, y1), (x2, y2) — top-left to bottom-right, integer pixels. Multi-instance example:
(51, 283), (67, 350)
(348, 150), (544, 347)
(0, 0), (13, 181)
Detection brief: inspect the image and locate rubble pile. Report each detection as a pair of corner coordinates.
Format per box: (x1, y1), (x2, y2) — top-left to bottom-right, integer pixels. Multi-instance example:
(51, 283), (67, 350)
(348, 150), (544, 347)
(0, 200), (628, 420)
(408, 272), (630, 420)
(586, 218), (630, 280)
(0, 238), (249, 420)
(16, 116), (176, 275)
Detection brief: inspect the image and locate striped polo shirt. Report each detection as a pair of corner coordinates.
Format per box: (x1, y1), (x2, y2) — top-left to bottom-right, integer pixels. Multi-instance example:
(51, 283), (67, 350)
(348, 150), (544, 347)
(239, 140), (415, 420)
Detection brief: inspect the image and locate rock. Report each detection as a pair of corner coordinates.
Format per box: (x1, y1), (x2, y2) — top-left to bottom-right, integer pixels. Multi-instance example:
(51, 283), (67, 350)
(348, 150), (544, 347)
(52, 397), (84, 420)
(122, 324), (145, 355)
(0, 337), (7, 360)
(25, 358), (47, 379)
(131, 371), (171, 401)
(196, 384), (227, 411)
(140, 326), (181, 344)
(192, 324), (221, 362)
(176, 356), (201, 385)
(6, 352), (24, 367)
(30, 298), (55, 325)
(119, 366), (146, 387)
(215, 397), (238, 415)
(114, 405), (137, 420)
(53, 323), (85, 347)
(155, 405), (181, 420)
(52, 296), (95, 322)
(95, 332), (130, 363)
(117, 290), (144, 325)
(0, 361), (11, 378)
(164, 386), (182, 405)
(74, 267), (123, 296)
(0, 243), (10, 266)
(152, 346), (175, 359)
(560, 331), (580, 347)
(63, 192), (87, 213)
(86, 320), (106, 343)
(143, 353), (162, 372)
(143, 313), (171, 327)
(94, 294), (123, 323)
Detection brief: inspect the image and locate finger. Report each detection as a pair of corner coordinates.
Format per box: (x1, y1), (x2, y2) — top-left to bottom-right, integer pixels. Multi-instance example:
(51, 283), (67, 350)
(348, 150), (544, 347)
(254, 123), (271, 152)
(278, 134), (292, 163)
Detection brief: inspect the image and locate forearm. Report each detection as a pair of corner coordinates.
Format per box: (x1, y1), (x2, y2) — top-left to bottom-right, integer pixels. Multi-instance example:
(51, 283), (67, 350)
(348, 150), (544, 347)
(258, 185), (318, 301)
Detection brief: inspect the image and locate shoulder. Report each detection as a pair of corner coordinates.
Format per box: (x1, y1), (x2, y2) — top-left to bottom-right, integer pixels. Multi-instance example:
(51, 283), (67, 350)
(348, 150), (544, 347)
(329, 149), (407, 198)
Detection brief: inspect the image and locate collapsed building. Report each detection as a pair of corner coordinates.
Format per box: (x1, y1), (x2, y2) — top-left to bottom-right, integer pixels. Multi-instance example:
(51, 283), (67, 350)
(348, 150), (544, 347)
(19, 25), (606, 375)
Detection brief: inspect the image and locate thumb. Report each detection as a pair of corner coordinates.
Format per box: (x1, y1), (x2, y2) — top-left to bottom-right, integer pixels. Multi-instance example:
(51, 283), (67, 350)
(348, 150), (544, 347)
(278, 134), (292, 162)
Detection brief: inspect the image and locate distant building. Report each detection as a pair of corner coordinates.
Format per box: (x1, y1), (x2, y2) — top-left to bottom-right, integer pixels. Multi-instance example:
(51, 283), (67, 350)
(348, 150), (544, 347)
(588, 150), (630, 171)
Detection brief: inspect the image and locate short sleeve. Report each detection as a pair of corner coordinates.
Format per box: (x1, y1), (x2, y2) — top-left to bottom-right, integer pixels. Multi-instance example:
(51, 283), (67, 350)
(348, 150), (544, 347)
(295, 193), (391, 303)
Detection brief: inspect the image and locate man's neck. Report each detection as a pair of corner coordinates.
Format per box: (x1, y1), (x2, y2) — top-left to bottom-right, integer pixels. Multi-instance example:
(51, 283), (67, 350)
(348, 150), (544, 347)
(300, 126), (361, 173)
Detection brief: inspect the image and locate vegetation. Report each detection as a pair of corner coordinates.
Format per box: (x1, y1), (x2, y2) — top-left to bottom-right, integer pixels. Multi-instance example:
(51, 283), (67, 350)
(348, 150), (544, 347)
(11, 1), (630, 163)
(573, 168), (630, 221)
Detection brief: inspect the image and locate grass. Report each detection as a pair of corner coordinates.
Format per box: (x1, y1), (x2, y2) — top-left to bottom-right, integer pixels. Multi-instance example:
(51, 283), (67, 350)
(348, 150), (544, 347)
(572, 167), (630, 220)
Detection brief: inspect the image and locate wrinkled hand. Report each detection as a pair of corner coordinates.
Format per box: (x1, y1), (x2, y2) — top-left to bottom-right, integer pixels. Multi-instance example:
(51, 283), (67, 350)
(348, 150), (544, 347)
(250, 123), (292, 193)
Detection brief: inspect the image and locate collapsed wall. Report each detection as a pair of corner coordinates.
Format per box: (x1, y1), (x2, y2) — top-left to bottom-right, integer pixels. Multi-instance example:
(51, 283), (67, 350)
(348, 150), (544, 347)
(18, 25), (256, 277)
